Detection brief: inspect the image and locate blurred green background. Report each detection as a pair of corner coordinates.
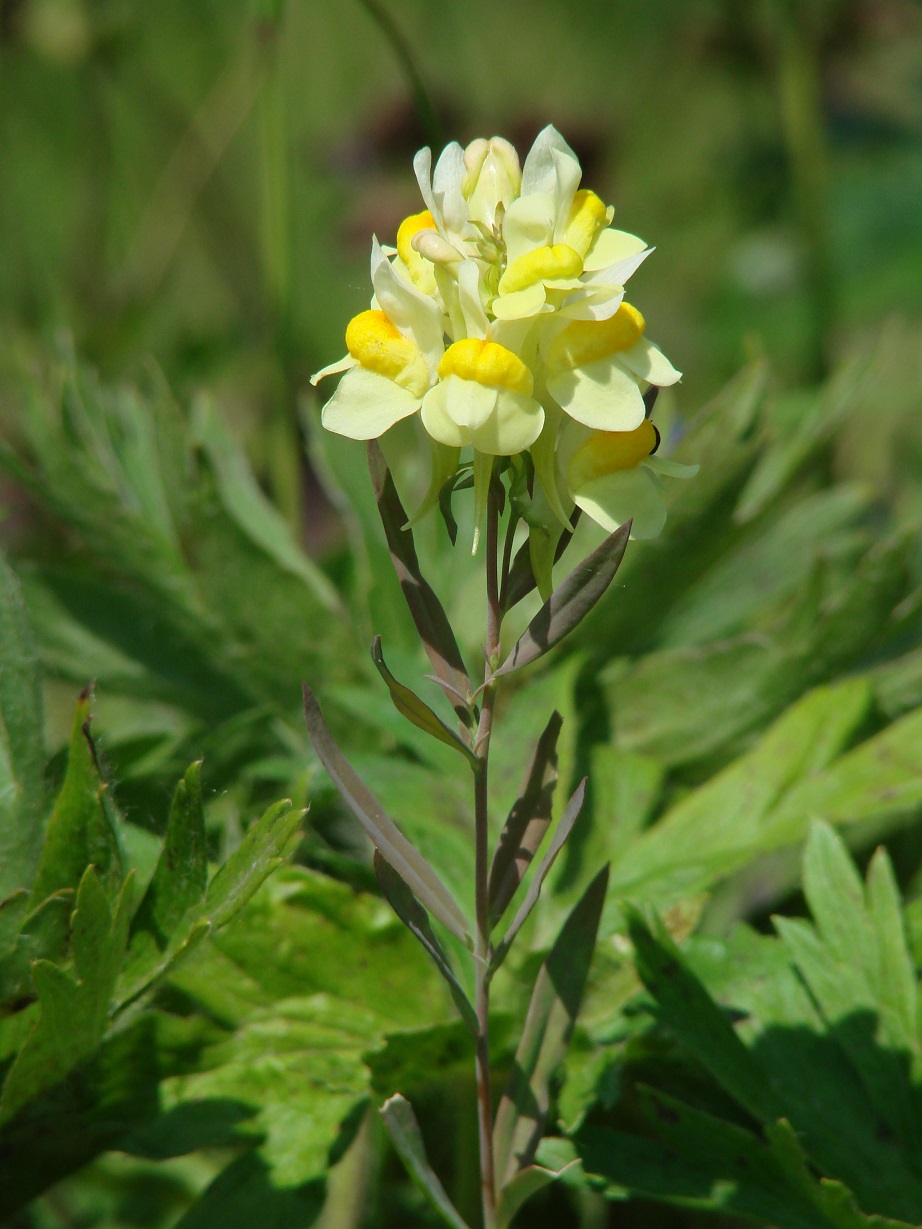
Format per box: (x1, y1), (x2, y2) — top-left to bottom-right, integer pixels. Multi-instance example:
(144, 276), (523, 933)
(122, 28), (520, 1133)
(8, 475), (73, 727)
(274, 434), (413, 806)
(2, 0), (920, 532)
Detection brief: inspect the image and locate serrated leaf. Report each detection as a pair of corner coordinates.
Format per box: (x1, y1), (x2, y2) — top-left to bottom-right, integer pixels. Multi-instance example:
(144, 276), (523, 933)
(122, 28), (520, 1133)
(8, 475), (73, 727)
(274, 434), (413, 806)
(374, 853), (477, 1037)
(171, 1153), (325, 1229)
(367, 441), (472, 724)
(626, 907), (783, 1124)
(205, 798), (303, 927)
(495, 522), (631, 677)
(28, 688), (122, 907)
(130, 761), (208, 948)
(380, 1094), (471, 1229)
(0, 868), (134, 1124)
(491, 779), (587, 974)
(488, 711), (561, 927)
(371, 636), (475, 762)
(303, 685), (470, 943)
(0, 554), (45, 902)
(493, 865), (608, 1187)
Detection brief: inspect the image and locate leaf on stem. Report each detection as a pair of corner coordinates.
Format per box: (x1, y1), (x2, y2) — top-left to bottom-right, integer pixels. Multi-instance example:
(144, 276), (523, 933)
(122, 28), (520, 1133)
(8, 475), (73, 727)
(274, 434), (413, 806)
(371, 637), (475, 765)
(380, 1094), (472, 1229)
(368, 442), (472, 725)
(374, 853), (478, 1037)
(495, 522), (631, 677)
(303, 685), (471, 944)
(490, 779), (587, 975)
(488, 712), (562, 927)
(492, 865), (608, 1188)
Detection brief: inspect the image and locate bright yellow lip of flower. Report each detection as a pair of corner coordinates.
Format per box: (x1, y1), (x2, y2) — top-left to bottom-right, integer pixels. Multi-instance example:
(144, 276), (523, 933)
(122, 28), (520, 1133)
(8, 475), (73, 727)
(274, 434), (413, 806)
(567, 419), (658, 489)
(396, 210), (438, 293)
(562, 190), (613, 258)
(438, 338), (534, 396)
(546, 303), (646, 375)
(498, 244), (583, 296)
(345, 309), (430, 397)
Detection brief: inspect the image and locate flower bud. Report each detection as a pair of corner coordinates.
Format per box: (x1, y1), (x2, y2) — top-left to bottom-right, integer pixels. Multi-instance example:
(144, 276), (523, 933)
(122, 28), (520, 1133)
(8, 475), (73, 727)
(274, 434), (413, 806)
(412, 229), (463, 266)
(462, 137), (521, 227)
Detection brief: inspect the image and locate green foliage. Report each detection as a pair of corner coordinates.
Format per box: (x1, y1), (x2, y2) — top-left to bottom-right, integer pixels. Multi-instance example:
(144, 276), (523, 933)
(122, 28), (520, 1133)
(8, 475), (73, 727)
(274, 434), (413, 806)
(571, 826), (922, 1226)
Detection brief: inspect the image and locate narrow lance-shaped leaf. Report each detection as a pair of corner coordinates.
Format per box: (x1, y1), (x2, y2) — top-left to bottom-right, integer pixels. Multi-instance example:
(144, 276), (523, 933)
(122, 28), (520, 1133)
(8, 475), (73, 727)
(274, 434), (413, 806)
(371, 637), (475, 764)
(303, 685), (471, 944)
(495, 522), (631, 677)
(374, 853), (478, 1037)
(368, 441), (472, 724)
(489, 711), (562, 926)
(380, 1094), (472, 1229)
(493, 865), (609, 1188)
(491, 779), (587, 976)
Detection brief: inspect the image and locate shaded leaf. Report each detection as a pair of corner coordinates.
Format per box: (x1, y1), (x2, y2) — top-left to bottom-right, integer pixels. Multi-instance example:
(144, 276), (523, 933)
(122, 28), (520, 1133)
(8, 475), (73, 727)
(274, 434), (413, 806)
(303, 685), (470, 943)
(374, 853), (477, 1037)
(0, 868), (134, 1124)
(488, 710), (562, 927)
(495, 522), (631, 677)
(496, 1155), (578, 1229)
(380, 1093), (471, 1229)
(368, 441), (472, 724)
(627, 908), (783, 1124)
(371, 636), (475, 763)
(493, 865), (608, 1187)
(491, 779), (587, 974)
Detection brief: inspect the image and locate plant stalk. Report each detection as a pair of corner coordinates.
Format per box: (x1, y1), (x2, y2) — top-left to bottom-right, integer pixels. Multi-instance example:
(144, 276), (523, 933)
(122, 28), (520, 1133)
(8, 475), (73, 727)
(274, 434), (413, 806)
(473, 486), (502, 1229)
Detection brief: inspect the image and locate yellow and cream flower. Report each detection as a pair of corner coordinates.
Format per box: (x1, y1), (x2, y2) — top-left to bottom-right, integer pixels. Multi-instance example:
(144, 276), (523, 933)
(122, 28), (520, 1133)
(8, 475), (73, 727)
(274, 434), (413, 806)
(311, 238), (444, 439)
(544, 303), (681, 432)
(557, 417), (697, 539)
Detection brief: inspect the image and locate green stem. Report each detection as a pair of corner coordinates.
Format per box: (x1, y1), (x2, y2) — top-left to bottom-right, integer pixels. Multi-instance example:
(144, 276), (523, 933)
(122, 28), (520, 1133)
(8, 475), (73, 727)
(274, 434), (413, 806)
(473, 486), (502, 1229)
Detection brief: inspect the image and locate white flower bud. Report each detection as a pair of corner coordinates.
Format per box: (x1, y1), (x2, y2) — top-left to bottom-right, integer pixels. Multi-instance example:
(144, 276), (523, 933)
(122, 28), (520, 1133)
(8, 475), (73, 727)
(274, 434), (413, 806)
(462, 137), (521, 228)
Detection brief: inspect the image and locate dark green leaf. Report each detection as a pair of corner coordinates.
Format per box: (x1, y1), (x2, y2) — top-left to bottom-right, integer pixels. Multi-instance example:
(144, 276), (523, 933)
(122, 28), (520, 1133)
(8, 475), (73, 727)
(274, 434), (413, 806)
(493, 865), (608, 1187)
(488, 711), (562, 927)
(303, 685), (470, 943)
(626, 907), (783, 1124)
(495, 522), (631, 677)
(380, 1093), (471, 1229)
(368, 441), (472, 724)
(0, 868), (134, 1124)
(374, 853), (478, 1037)
(371, 636), (475, 762)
